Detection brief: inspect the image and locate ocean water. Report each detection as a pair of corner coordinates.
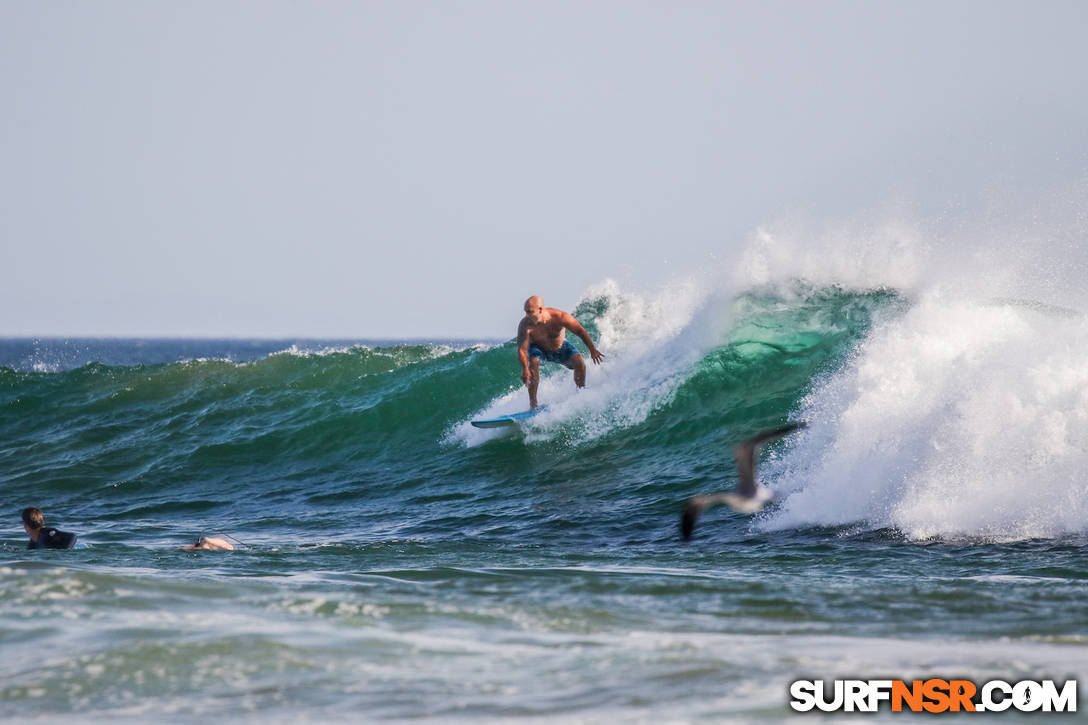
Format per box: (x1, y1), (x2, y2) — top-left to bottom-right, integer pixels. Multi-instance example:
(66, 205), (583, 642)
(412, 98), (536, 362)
(3, 274), (1087, 721)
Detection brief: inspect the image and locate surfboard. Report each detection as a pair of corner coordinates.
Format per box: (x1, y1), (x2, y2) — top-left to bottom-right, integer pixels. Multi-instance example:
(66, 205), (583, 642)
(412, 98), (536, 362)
(471, 406), (547, 428)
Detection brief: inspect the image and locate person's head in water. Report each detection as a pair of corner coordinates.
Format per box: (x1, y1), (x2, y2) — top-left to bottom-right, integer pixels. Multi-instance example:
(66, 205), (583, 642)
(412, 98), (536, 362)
(181, 535), (235, 551)
(524, 296), (548, 325)
(21, 507), (44, 535)
(21, 506), (78, 549)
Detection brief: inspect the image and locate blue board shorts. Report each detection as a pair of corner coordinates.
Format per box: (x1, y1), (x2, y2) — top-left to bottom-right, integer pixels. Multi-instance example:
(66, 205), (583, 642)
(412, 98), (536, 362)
(529, 341), (581, 365)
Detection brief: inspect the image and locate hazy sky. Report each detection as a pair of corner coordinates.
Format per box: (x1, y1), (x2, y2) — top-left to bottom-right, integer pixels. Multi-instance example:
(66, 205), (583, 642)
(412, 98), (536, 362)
(2, 0), (1086, 338)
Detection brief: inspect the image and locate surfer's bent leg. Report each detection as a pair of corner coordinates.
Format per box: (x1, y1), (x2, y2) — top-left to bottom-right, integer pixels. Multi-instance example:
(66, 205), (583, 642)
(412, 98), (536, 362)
(569, 353), (586, 388)
(528, 357), (541, 409)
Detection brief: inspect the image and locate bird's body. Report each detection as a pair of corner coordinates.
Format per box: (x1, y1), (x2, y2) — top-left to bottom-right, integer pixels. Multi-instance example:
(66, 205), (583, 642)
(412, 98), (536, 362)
(681, 422), (806, 540)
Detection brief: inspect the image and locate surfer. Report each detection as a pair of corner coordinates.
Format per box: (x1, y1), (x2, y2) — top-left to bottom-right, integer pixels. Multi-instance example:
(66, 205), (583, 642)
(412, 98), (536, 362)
(680, 422), (806, 540)
(517, 295), (605, 409)
(21, 507), (78, 550)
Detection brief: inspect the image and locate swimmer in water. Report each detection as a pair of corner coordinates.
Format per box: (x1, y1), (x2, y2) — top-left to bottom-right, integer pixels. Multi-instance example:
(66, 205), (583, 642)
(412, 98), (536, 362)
(22, 507), (78, 549)
(181, 535), (235, 551)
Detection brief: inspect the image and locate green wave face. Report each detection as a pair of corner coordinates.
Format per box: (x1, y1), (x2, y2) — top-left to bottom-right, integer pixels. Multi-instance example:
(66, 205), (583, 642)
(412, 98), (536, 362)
(1, 286), (903, 539)
(660, 285), (904, 439)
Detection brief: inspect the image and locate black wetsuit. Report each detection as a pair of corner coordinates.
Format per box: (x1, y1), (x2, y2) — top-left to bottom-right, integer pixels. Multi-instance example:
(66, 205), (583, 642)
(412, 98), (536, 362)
(27, 528), (78, 549)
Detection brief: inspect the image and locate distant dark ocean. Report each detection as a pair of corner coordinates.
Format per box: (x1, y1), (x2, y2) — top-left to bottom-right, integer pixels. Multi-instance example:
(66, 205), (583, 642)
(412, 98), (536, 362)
(3, 284), (1085, 721)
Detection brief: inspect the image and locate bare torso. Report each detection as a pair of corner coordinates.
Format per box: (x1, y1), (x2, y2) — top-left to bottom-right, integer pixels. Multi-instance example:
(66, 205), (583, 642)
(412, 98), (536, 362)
(518, 308), (570, 351)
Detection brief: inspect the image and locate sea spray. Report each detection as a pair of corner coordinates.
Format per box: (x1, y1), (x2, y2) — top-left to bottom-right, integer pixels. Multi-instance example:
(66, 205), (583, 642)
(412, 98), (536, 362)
(762, 292), (1088, 540)
(718, 203), (1088, 541)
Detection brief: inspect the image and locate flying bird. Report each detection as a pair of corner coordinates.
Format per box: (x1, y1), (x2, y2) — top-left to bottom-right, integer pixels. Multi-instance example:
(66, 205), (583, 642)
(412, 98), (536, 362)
(680, 422), (806, 540)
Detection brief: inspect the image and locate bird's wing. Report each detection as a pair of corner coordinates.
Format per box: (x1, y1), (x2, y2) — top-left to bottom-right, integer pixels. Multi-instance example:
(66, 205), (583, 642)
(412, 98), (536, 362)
(733, 422), (807, 497)
(680, 493), (731, 541)
(734, 442), (757, 497)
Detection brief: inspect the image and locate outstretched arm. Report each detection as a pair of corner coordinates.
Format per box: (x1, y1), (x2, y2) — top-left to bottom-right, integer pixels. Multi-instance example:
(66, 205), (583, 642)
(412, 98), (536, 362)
(562, 313), (605, 364)
(516, 321), (532, 384)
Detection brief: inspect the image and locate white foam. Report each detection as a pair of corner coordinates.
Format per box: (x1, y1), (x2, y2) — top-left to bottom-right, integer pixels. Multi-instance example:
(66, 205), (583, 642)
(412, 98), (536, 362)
(761, 290), (1088, 540)
(722, 188), (1088, 541)
(267, 341), (479, 361)
(270, 343), (372, 358)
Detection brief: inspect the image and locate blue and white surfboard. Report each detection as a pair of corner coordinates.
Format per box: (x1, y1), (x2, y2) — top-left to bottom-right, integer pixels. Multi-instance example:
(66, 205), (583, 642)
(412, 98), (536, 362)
(470, 406), (548, 428)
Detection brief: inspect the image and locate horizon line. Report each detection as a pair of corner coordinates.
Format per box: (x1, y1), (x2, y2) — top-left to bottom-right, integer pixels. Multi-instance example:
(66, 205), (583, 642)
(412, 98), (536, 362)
(0, 334), (510, 342)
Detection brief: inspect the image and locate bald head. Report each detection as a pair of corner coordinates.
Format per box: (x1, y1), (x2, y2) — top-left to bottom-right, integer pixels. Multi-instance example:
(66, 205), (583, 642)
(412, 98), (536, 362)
(523, 296), (549, 325)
